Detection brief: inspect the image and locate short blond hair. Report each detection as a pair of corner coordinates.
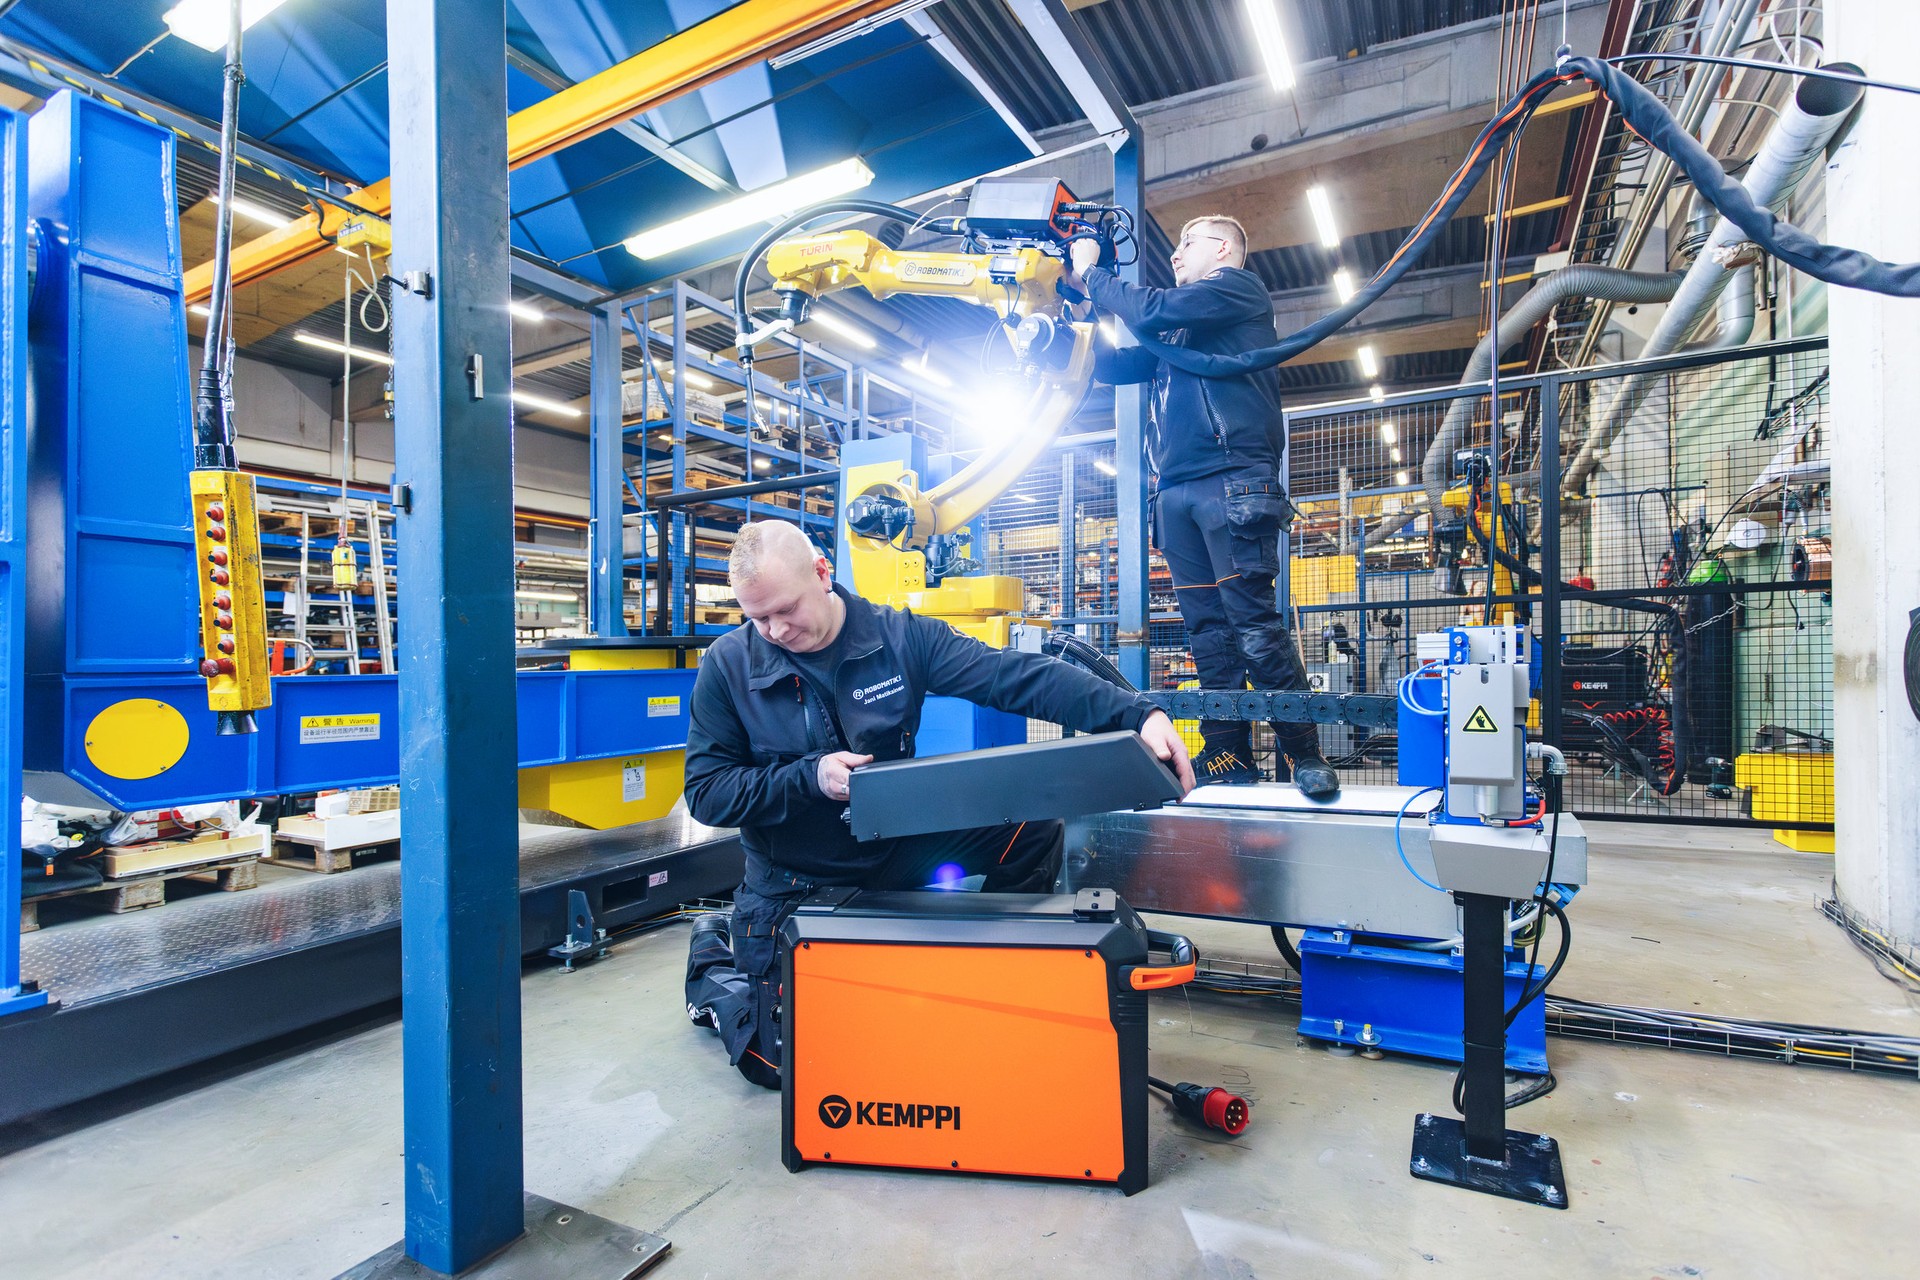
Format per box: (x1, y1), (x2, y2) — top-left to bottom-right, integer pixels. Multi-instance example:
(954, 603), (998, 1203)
(1181, 214), (1248, 266)
(729, 520), (820, 586)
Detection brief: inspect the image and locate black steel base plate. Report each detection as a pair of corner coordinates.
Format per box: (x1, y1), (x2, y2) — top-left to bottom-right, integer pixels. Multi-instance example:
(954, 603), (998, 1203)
(337, 1193), (668, 1279)
(1409, 1113), (1568, 1209)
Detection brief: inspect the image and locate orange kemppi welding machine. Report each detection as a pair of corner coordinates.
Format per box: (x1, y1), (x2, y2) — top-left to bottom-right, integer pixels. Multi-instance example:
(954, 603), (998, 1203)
(779, 733), (1207, 1195)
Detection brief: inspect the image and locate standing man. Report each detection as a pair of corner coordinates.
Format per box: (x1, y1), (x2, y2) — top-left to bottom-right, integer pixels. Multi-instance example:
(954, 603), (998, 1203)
(1067, 216), (1339, 800)
(682, 520), (1194, 1087)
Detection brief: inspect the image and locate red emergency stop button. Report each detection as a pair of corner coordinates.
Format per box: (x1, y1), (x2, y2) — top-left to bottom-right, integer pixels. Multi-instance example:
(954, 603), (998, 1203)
(213, 591), (232, 610)
(217, 636), (236, 655)
(205, 503), (225, 521)
(206, 524), (227, 543)
(208, 547), (229, 566)
(199, 658), (235, 677)
(215, 611), (233, 630)
(209, 569), (230, 586)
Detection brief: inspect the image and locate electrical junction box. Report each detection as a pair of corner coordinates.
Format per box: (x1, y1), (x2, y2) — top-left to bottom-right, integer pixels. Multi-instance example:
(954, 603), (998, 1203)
(964, 176), (1079, 242)
(1445, 660), (1525, 786)
(335, 212), (391, 256)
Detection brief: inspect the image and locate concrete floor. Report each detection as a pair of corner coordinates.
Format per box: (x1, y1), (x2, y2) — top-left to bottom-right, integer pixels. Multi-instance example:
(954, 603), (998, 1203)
(2, 823), (1916, 1279)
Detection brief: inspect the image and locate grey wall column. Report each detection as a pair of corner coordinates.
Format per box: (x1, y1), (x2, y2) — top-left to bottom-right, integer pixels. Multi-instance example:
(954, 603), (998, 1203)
(386, 0), (525, 1270)
(1007, 0), (1148, 682)
(589, 303), (628, 636)
(1828, 0), (1920, 945)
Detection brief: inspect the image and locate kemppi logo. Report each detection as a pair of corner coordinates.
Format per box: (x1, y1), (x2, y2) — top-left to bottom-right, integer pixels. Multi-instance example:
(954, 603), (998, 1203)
(818, 1094), (962, 1130)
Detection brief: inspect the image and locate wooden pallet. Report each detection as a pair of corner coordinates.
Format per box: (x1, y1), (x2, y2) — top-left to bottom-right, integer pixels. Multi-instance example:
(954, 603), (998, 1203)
(19, 856), (258, 933)
(265, 836), (398, 875)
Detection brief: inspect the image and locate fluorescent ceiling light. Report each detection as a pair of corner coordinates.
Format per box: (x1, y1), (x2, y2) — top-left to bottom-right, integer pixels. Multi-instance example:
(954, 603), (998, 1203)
(810, 310), (877, 350)
(754, 456), (771, 470)
(512, 389), (582, 419)
(508, 301), (544, 323)
(900, 355), (952, 389)
(296, 332), (393, 365)
(1390, 446), (1402, 463)
(1244, 0), (1296, 92)
(514, 589), (575, 603)
(164, 0), (291, 52)
(190, 304), (212, 318)
(1305, 186), (1340, 249)
(213, 196), (291, 229)
(1395, 470), (1410, 486)
(1013, 493), (1037, 503)
(1331, 269), (1355, 303)
(681, 369), (717, 390)
(1379, 420), (1398, 445)
(1356, 345), (1380, 378)
(624, 157), (874, 260)
(1368, 384), (1385, 403)
(1093, 458), (1117, 477)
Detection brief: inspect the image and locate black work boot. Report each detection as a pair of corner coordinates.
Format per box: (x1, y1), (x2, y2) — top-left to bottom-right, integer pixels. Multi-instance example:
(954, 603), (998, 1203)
(1195, 744), (1261, 785)
(1290, 755), (1341, 802)
(685, 912), (734, 1029)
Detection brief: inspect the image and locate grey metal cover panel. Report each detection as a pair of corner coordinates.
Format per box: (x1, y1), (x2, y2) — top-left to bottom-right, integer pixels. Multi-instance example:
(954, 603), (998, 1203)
(846, 732), (1183, 842)
(1064, 788), (1587, 939)
(21, 811), (735, 1009)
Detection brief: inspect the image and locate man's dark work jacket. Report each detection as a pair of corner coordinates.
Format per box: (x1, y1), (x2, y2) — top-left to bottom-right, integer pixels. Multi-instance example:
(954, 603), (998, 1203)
(684, 584), (1158, 881)
(1082, 264), (1286, 487)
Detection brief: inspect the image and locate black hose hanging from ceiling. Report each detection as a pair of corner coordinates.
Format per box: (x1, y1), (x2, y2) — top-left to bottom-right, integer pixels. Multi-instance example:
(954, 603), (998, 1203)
(730, 200), (964, 331)
(1120, 52), (1920, 380)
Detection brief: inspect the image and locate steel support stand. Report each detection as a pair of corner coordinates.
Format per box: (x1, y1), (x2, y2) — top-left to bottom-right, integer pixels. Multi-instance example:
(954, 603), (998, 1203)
(345, 0), (666, 1274)
(0, 105), (45, 1022)
(589, 303), (628, 638)
(1410, 892), (1567, 1209)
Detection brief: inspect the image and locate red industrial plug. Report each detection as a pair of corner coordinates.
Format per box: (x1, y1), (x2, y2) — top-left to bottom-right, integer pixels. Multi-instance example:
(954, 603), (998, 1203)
(214, 611), (233, 630)
(205, 524), (227, 542)
(1149, 1077), (1251, 1136)
(207, 547), (228, 566)
(212, 591), (232, 610)
(216, 637), (235, 655)
(205, 503), (225, 522)
(209, 569), (229, 586)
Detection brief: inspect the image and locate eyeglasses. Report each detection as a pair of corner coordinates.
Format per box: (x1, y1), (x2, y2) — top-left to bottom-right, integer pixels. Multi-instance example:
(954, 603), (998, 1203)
(1175, 233), (1229, 254)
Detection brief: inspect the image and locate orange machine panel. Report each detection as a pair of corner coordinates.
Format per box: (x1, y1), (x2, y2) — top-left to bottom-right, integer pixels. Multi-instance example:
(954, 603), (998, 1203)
(788, 940), (1126, 1183)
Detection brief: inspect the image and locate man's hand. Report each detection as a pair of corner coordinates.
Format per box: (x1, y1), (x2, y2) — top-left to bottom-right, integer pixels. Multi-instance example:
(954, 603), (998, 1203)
(1065, 236), (1103, 290)
(816, 751), (872, 802)
(1138, 710), (1196, 797)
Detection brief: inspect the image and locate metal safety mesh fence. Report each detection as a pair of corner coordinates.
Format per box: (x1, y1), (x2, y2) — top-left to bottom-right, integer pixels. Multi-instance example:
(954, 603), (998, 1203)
(984, 340), (1833, 831)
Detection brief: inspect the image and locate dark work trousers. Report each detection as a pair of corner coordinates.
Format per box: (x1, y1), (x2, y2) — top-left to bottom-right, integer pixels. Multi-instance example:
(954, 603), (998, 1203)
(1154, 466), (1323, 767)
(690, 818), (1065, 1089)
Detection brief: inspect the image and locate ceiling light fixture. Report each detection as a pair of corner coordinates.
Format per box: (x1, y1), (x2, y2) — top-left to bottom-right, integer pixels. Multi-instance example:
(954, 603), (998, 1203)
(163, 0), (291, 52)
(1395, 470), (1410, 486)
(809, 310), (878, 350)
(190, 304), (212, 318)
(217, 196), (292, 229)
(295, 332), (393, 365)
(511, 389), (583, 419)
(514, 589), (575, 603)
(624, 157), (874, 260)
(1380, 421), (1398, 444)
(1368, 384), (1385, 403)
(1356, 345), (1380, 378)
(1093, 458), (1117, 477)
(1331, 269), (1355, 303)
(1390, 446), (1402, 463)
(508, 301), (544, 323)
(1305, 185), (1341, 249)
(1245, 0), (1296, 92)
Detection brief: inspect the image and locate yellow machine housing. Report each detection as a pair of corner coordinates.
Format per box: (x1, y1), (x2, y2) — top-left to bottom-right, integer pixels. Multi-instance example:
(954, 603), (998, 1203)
(189, 469), (273, 718)
(516, 644), (689, 828)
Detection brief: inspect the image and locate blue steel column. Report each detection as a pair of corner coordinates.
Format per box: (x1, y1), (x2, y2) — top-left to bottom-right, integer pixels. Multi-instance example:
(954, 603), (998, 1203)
(386, 0), (524, 1271)
(589, 303), (628, 637)
(1111, 134), (1149, 685)
(0, 107), (42, 1019)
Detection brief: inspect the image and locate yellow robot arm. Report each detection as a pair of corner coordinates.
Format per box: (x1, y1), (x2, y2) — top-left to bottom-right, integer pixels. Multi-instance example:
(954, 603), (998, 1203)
(758, 227), (1097, 638)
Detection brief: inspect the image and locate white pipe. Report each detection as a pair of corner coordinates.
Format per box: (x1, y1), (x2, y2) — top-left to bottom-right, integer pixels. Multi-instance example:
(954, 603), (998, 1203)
(1563, 66), (1864, 493)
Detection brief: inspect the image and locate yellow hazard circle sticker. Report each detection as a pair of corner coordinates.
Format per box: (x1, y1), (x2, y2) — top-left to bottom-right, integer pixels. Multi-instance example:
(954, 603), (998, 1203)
(84, 698), (191, 779)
